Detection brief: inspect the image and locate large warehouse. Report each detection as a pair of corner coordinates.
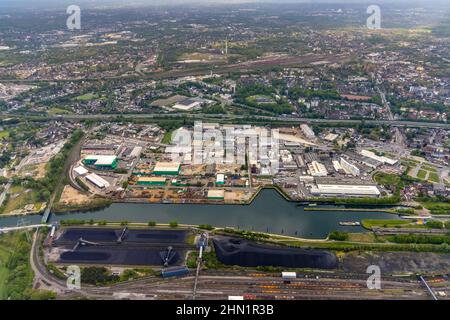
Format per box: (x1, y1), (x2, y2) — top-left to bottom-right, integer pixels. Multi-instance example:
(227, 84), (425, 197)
(207, 189), (225, 200)
(153, 162), (181, 175)
(311, 184), (381, 198)
(308, 161), (328, 177)
(86, 173), (110, 189)
(137, 177), (167, 186)
(83, 155), (118, 170)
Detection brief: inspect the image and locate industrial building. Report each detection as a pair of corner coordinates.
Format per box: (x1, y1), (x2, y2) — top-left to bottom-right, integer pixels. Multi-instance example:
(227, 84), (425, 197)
(137, 177), (167, 186)
(216, 173), (225, 185)
(360, 150), (398, 165)
(332, 160), (343, 172)
(86, 173), (110, 189)
(308, 161), (328, 177)
(153, 162), (181, 175)
(311, 184), (381, 198)
(340, 157), (360, 176)
(207, 189), (225, 200)
(83, 155), (118, 170)
(73, 166), (88, 176)
(172, 98), (203, 111)
(300, 124), (315, 139)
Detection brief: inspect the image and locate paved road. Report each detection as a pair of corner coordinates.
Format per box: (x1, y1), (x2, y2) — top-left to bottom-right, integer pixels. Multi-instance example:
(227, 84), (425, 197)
(6, 113), (449, 129)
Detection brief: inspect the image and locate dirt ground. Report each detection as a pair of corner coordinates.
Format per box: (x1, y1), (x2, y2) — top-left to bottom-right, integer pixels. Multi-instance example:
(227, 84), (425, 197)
(59, 185), (92, 205)
(224, 190), (252, 203)
(342, 251), (450, 274)
(35, 163), (47, 179)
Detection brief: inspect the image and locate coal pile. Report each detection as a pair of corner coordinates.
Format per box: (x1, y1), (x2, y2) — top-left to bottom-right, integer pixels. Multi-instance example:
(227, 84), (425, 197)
(60, 229), (118, 242)
(213, 236), (338, 269)
(55, 228), (188, 266)
(59, 246), (181, 266)
(57, 228), (187, 244)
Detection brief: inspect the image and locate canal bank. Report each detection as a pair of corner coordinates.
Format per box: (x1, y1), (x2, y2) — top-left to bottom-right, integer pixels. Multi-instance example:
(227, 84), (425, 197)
(0, 189), (399, 239)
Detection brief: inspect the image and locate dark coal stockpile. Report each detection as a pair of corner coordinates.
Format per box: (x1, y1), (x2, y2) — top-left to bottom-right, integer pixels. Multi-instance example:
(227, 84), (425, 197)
(57, 228), (187, 244)
(55, 228), (188, 266)
(127, 230), (187, 243)
(213, 236), (338, 269)
(60, 229), (118, 242)
(59, 246), (182, 266)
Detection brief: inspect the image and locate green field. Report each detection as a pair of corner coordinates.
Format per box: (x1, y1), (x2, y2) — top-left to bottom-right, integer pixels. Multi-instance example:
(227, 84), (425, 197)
(75, 93), (98, 101)
(1, 185), (39, 214)
(417, 169), (427, 180)
(421, 202), (450, 215)
(422, 165), (437, 172)
(0, 232), (33, 299)
(361, 219), (412, 229)
(47, 107), (72, 115)
(0, 131), (9, 139)
(162, 130), (175, 144)
(373, 172), (400, 188)
(428, 172), (440, 183)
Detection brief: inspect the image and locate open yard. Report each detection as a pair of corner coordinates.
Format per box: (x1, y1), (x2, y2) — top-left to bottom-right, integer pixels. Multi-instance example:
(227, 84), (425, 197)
(1, 185), (40, 215)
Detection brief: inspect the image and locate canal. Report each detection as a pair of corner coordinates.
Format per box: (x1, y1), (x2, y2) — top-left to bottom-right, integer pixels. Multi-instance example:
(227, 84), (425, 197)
(0, 189), (398, 239)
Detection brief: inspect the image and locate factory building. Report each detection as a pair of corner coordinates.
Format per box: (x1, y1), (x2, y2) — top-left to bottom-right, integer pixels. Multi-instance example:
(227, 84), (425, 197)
(83, 155), (118, 170)
(137, 177), (167, 186)
(360, 150), (398, 165)
(340, 157), (360, 176)
(73, 166), (88, 176)
(308, 161), (328, 177)
(207, 189), (225, 200)
(332, 160), (343, 172)
(311, 184), (380, 198)
(86, 173), (110, 189)
(216, 173), (225, 185)
(152, 162), (181, 175)
(300, 124), (315, 139)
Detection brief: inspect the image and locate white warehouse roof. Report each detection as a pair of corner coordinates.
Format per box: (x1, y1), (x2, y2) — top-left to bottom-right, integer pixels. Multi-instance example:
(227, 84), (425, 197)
(312, 184), (380, 197)
(74, 166), (88, 176)
(84, 155), (117, 165)
(86, 173), (110, 189)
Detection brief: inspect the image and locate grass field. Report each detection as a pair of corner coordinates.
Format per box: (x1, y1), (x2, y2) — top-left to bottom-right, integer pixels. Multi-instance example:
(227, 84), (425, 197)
(421, 202), (450, 215)
(373, 172), (400, 188)
(75, 93), (98, 101)
(1, 185), (38, 214)
(162, 130), (175, 144)
(0, 131), (9, 139)
(417, 169), (427, 180)
(347, 233), (376, 243)
(47, 107), (72, 115)
(428, 172), (440, 183)
(0, 231), (33, 299)
(422, 165), (437, 172)
(361, 219), (412, 229)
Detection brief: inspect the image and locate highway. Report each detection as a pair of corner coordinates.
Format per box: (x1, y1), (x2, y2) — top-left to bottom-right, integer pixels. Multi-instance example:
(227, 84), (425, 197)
(6, 112), (449, 129)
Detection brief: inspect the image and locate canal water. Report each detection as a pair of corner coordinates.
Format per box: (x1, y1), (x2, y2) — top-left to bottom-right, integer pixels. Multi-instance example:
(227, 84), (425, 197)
(0, 189), (398, 239)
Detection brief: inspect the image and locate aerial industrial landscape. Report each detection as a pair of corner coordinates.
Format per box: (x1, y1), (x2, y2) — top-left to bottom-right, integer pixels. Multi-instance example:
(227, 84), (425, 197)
(0, 0), (449, 306)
